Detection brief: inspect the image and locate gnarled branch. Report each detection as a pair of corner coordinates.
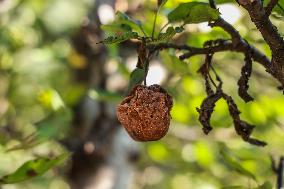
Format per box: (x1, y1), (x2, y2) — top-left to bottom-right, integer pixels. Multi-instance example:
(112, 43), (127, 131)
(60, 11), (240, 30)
(147, 40), (271, 69)
(238, 0), (284, 51)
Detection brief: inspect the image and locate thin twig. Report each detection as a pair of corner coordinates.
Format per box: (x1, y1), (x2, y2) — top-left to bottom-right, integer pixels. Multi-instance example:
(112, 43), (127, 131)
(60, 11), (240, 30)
(151, 8), (160, 39)
(139, 25), (147, 37)
(209, 18), (242, 45)
(208, 73), (218, 88)
(209, 63), (222, 83)
(208, 0), (217, 9)
(158, 22), (169, 35)
(265, 0), (279, 16)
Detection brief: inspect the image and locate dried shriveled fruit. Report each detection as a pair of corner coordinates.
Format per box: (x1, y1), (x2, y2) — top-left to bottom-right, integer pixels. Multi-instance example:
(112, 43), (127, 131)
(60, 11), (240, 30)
(116, 84), (173, 141)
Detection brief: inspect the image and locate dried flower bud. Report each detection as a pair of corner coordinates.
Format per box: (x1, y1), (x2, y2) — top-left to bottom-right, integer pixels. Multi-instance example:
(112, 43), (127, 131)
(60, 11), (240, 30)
(117, 84), (173, 141)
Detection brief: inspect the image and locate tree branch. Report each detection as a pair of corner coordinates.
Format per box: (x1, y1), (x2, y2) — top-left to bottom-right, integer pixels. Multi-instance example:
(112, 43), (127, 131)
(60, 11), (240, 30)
(148, 40), (270, 68)
(206, 0), (284, 87)
(207, 0), (242, 45)
(238, 0), (284, 52)
(265, 0), (279, 16)
(234, 0), (284, 86)
(209, 18), (242, 46)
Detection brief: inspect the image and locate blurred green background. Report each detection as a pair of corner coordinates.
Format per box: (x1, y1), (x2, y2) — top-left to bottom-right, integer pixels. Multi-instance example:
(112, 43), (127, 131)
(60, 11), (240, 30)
(0, 0), (284, 188)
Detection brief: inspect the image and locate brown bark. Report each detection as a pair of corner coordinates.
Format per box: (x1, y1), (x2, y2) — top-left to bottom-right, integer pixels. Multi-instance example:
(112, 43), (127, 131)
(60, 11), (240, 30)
(238, 0), (284, 87)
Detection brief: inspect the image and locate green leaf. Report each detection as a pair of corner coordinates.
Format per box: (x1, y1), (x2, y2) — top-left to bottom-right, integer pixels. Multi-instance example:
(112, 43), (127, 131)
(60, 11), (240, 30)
(127, 68), (145, 94)
(38, 88), (65, 111)
(158, 27), (176, 41)
(101, 11), (143, 34)
(156, 26), (184, 42)
(98, 32), (139, 44)
(167, 2), (220, 24)
(220, 150), (256, 181)
(116, 11), (142, 28)
(254, 181), (272, 189)
(0, 153), (69, 184)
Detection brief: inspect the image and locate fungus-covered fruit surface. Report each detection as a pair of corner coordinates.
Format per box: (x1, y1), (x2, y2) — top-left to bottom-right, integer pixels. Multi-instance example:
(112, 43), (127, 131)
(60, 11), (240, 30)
(116, 84), (173, 141)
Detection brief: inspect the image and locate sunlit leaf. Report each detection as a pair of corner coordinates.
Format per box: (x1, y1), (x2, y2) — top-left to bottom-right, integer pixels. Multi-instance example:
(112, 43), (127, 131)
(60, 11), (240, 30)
(116, 11), (142, 28)
(101, 11), (143, 34)
(38, 88), (65, 111)
(168, 2), (220, 24)
(0, 153), (69, 184)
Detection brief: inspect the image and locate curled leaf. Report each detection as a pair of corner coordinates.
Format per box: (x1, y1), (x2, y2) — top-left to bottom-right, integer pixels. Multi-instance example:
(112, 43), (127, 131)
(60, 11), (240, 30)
(197, 55), (215, 96)
(222, 94), (266, 146)
(197, 54), (265, 146)
(197, 55), (221, 133)
(168, 2), (220, 24)
(197, 91), (222, 134)
(238, 53), (254, 102)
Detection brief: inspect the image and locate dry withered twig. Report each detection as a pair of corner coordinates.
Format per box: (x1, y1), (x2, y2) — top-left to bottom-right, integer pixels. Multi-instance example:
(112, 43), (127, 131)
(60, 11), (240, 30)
(196, 53), (266, 146)
(196, 86), (223, 134)
(222, 93), (267, 146)
(238, 52), (254, 102)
